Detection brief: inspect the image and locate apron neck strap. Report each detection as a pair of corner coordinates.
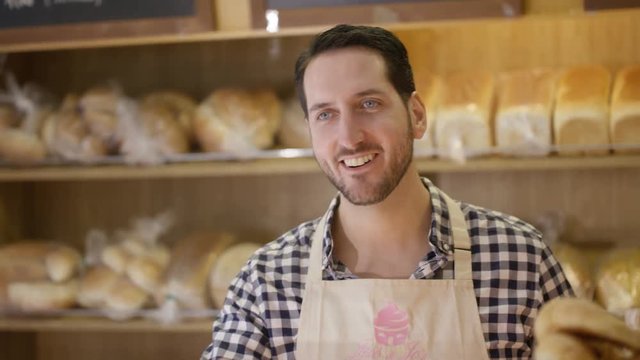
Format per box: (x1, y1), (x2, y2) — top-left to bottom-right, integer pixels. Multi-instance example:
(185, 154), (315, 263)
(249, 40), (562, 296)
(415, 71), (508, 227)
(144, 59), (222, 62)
(308, 191), (473, 281)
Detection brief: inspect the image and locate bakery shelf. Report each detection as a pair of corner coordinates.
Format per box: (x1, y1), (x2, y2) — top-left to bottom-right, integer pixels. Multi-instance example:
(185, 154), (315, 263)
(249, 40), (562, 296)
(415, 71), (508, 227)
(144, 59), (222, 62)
(0, 154), (638, 182)
(2, 8), (637, 54)
(0, 317), (211, 333)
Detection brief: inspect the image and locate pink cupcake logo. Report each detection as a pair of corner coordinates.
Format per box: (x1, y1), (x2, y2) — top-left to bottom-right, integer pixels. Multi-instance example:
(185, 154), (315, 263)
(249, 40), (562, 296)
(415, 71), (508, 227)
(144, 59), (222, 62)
(374, 303), (410, 346)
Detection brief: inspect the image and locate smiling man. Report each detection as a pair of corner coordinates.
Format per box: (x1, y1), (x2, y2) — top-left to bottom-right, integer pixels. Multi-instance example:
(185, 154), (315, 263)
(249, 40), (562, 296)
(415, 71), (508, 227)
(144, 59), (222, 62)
(201, 24), (573, 360)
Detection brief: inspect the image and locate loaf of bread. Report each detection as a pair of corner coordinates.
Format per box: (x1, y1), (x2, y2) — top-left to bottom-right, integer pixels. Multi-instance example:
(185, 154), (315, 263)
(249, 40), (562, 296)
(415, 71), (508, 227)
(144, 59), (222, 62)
(413, 71), (441, 154)
(534, 297), (640, 356)
(554, 65), (611, 155)
(194, 89), (282, 153)
(435, 71), (495, 158)
(126, 256), (164, 293)
(7, 280), (78, 312)
(0, 128), (47, 164)
(595, 248), (640, 313)
(209, 242), (261, 308)
(277, 96), (310, 149)
(142, 91), (197, 144)
(158, 233), (235, 309)
(496, 69), (556, 156)
(610, 65), (640, 152)
(40, 94), (108, 161)
(0, 242), (81, 283)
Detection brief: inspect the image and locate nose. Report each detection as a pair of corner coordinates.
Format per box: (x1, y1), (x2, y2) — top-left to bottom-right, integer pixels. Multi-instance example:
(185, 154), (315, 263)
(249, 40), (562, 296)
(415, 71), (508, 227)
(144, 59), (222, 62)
(337, 110), (364, 149)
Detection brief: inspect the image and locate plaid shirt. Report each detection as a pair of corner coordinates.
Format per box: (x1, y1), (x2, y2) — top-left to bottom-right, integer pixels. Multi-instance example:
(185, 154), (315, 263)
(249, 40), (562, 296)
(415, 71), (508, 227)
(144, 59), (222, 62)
(201, 178), (573, 359)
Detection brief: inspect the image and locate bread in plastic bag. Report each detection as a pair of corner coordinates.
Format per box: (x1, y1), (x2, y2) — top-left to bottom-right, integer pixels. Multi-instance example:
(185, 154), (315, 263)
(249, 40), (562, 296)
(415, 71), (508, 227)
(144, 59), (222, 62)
(595, 247), (640, 314)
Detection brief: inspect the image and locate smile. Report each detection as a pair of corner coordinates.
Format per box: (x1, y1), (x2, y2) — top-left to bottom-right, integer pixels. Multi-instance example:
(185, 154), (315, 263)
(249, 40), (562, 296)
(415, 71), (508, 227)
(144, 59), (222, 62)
(343, 154), (375, 168)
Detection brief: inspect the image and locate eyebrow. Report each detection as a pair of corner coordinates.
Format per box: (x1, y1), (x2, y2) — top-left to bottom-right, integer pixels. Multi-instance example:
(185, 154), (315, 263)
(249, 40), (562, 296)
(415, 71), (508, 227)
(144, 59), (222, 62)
(307, 88), (387, 113)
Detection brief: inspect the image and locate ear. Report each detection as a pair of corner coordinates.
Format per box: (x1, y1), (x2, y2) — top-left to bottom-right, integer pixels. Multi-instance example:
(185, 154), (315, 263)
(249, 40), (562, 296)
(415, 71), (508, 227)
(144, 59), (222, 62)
(407, 91), (427, 140)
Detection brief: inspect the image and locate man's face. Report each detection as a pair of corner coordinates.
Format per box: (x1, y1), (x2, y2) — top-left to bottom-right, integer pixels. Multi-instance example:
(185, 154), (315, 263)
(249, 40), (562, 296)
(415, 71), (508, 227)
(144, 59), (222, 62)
(303, 47), (425, 205)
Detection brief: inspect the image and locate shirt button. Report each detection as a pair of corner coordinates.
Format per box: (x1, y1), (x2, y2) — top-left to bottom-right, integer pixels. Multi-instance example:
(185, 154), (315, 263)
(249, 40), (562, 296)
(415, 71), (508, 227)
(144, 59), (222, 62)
(441, 243), (451, 252)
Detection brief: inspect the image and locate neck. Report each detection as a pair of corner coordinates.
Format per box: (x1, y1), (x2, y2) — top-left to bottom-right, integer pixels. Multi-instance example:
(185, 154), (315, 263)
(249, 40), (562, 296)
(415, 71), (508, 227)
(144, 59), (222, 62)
(332, 165), (432, 278)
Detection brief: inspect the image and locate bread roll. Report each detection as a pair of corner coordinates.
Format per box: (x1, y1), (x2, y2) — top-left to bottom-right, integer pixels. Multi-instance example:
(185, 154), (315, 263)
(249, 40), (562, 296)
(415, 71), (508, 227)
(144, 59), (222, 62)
(435, 71), (495, 158)
(595, 248), (640, 313)
(46, 246), (82, 283)
(554, 65), (611, 155)
(142, 91), (197, 143)
(194, 89), (282, 153)
(8, 280), (78, 311)
(158, 233), (235, 309)
(535, 297), (640, 351)
(209, 242), (261, 308)
(0, 128), (47, 164)
(496, 69), (556, 156)
(77, 266), (120, 308)
(105, 277), (149, 312)
(138, 103), (189, 155)
(41, 94), (108, 160)
(277, 96), (310, 149)
(413, 71), (441, 154)
(79, 86), (121, 151)
(126, 256), (164, 293)
(0, 104), (19, 130)
(611, 65), (640, 152)
(101, 244), (131, 274)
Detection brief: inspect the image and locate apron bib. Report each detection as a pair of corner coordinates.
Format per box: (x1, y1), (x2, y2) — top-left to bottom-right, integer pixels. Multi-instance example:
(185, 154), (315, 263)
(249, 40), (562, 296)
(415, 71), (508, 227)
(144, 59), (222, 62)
(295, 192), (490, 360)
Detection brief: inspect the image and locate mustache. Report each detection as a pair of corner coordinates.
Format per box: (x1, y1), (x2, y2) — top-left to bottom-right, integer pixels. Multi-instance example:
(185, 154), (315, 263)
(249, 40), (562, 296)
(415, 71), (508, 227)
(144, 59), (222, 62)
(335, 143), (383, 159)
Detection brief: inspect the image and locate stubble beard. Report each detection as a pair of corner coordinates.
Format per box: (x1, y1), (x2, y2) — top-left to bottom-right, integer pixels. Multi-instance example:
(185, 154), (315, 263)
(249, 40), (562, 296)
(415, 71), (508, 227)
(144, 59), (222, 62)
(318, 117), (414, 206)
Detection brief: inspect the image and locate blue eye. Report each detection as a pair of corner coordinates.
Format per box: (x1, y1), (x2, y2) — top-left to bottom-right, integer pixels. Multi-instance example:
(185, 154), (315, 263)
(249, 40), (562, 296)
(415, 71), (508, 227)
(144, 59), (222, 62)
(362, 99), (379, 109)
(317, 112), (331, 121)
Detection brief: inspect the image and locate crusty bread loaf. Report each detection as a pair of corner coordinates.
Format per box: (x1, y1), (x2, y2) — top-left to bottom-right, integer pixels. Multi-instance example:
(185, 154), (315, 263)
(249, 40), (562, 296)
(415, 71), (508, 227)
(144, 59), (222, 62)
(277, 96), (310, 149)
(435, 71), (495, 157)
(0, 128), (47, 164)
(413, 71), (441, 154)
(194, 89), (282, 153)
(8, 280), (78, 312)
(158, 233), (235, 309)
(552, 243), (594, 299)
(142, 91), (197, 143)
(77, 266), (120, 308)
(554, 65), (611, 155)
(46, 246), (82, 283)
(496, 69), (556, 156)
(610, 65), (640, 152)
(209, 242), (261, 308)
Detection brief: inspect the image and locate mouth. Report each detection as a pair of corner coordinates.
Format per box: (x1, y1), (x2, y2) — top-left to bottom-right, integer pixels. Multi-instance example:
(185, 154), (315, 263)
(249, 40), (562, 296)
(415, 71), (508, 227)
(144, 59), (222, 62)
(341, 153), (376, 168)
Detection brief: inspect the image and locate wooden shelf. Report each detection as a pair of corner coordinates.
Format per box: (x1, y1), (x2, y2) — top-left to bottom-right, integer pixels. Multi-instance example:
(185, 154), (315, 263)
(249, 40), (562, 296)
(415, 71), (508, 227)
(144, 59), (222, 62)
(2, 8), (638, 54)
(0, 317), (211, 333)
(0, 154), (638, 182)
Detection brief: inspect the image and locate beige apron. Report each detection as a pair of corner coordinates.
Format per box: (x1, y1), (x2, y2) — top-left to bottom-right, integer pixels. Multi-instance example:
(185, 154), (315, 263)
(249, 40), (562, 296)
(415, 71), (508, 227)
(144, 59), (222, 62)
(295, 192), (490, 360)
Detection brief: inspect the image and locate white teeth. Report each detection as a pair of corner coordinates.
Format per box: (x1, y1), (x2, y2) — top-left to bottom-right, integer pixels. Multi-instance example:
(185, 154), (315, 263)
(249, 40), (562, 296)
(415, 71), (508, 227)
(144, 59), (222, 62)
(344, 154), (374, 168)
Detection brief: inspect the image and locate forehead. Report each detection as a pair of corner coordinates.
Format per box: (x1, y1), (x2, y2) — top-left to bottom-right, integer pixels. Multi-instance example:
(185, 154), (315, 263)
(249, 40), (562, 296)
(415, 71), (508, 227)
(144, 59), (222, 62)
(303, 47), (394, 103)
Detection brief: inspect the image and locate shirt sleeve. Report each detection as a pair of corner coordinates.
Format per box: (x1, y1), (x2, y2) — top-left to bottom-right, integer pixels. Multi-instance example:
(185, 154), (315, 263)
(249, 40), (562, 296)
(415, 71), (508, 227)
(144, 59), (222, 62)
(200, 268), (273, 360)
(538, 245), (575, 301)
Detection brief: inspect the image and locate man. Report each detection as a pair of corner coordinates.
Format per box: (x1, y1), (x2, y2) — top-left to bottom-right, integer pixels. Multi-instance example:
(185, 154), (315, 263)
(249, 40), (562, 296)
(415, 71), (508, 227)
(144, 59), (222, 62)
(201, 24), (572, 360)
